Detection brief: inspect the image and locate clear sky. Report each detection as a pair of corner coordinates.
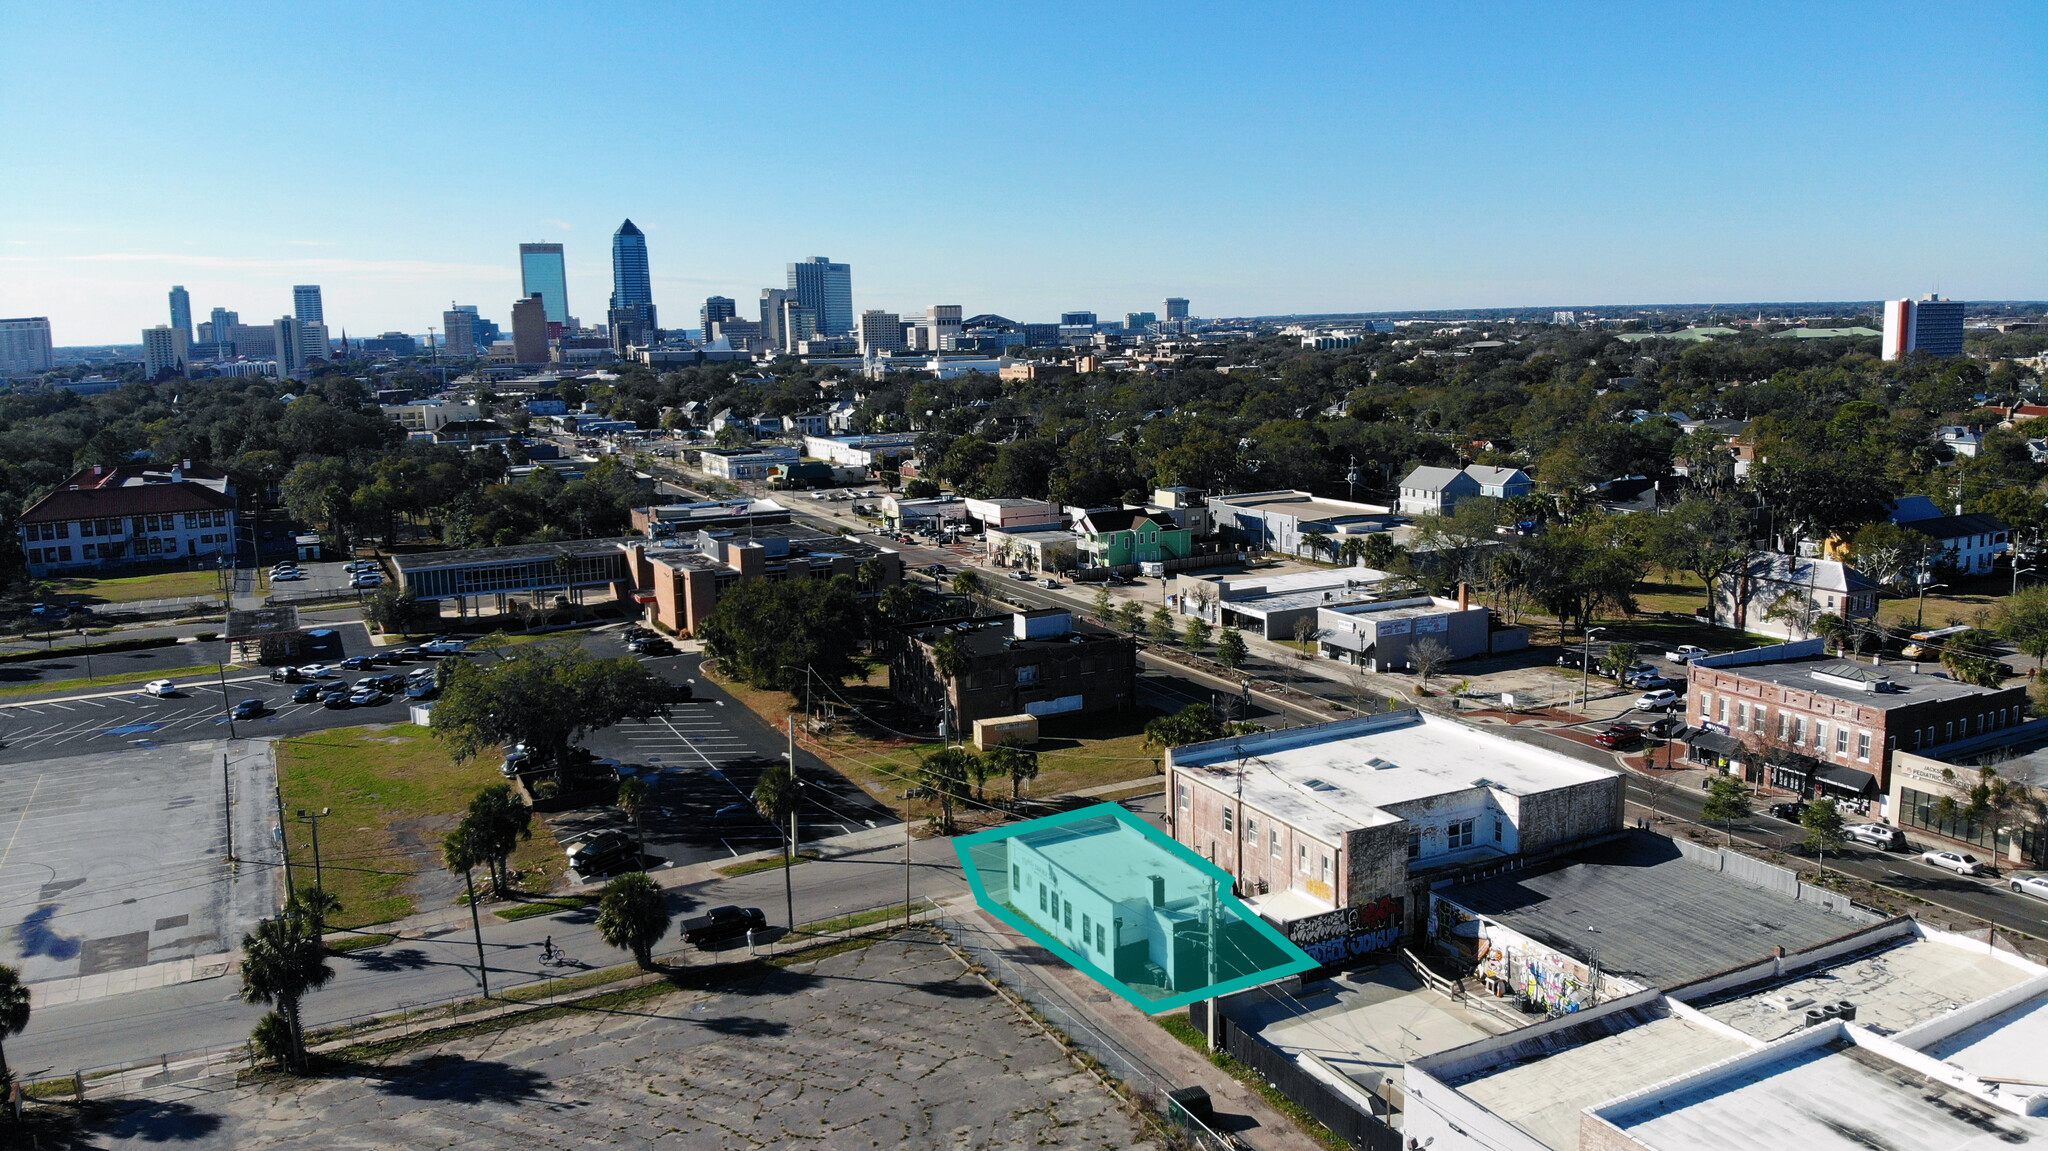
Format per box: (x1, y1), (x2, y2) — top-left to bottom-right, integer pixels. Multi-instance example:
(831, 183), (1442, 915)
(3, 2), (2042, 345)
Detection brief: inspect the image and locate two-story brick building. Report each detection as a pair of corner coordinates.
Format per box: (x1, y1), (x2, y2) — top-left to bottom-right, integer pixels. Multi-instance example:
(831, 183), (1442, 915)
(19, 462), (238, 577)
(890, 609), (1136, 727)
(1683, 638), (2030, 802)
(1166, 712), (1624, 964)
(632, 528), (901, 636)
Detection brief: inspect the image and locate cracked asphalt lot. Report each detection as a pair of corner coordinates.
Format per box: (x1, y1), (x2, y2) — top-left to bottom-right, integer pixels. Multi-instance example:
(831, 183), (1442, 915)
(68, 931), (1161, 1150)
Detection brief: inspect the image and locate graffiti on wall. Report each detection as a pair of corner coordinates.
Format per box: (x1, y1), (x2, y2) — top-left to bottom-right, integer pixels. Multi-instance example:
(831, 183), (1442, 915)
(1284, 896), (1403, 965)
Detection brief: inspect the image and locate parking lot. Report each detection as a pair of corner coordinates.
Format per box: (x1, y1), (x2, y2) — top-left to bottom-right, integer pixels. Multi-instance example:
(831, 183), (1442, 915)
(0, 739), (276, 984)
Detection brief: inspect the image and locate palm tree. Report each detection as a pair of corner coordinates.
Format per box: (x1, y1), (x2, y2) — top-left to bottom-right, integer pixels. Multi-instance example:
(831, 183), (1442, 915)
(1302, 529), (1331, 562)
(239, 911), (334, 1073)
(1338, 537), (1367, 568)
(617, 777), (650, 857)
(0, 965), (29, 1088)
(931, 633), (973, 727)
(984, 744), (1040, 802)
(753, 760), (799, 855)
(443, 820), (492, 995)
(596, 872), (672, 970)
(950, 568), (985, 611)
(467, 784), (533, 898)
(919, 747), (979, 835)
(289, 885), (342, 948)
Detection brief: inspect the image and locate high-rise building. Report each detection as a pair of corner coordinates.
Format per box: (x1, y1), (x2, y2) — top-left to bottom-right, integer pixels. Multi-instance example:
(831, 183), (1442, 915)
(210, 307), (238, 345)
(510, 293), (549, 363)
(857, 310), (904, 355)
(272, 316), (326, 375)
(610, 219), (652, 313)
(0, 317), (54, 374)
(1164, 298), (1189, 321)
(701, 296), (736, 342)
(442, 309), (476, 359)
(925, 305), (963, 351)
(1882, 294), (1966, 361)
(787, 257), (853, 336)
(228, 324), (277, 357)
(780, 300), (818, 353)
(142, 325), (189, 379)
(519, 244), (569, 325)
(760, 289), (792, 351)
(293, 285), (324, 324)
(1060, 311), (1097, 328)
(1126, 311), (1157, 332)
(168, 286), (192, 343)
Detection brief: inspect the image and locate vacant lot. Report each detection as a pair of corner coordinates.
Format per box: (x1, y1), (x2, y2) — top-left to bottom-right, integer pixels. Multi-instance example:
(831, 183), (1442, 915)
(275, 725), (562, 928)
(59, 933), (1161, 1151)
(43, 569), (223, 604)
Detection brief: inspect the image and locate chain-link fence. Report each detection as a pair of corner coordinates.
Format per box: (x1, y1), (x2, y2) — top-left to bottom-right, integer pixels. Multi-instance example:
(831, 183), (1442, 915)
(937, 912), (1245, 1151)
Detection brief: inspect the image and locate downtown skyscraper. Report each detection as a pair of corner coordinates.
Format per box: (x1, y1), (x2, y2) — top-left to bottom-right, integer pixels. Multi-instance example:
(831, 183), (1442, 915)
(607, 220), (656, 352)
(168, 285), (192, 343)
(787, 257), (853, 337)
(520, 243), (569, 327)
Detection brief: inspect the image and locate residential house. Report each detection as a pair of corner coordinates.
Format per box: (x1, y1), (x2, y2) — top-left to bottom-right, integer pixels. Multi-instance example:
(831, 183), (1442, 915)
(890, 609), (1136, 726)
(1396, 466), (1479, 516)
(1206, 489), (1396, 557)
(780, 411), (832, 437)
(1938, 425), (1986, 459)
(1071, 508), (1193, 570)
(1890, 495), (2010, 576)
(20, 462), (238, 577)
(1711, 552), (1878, 641)
(1462, 464), (1534, 500)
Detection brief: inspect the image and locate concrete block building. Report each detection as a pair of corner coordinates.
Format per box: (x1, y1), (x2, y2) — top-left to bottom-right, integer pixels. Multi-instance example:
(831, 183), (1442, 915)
(1166, 712), (1624, 961)
(891, 609), (1136, 727)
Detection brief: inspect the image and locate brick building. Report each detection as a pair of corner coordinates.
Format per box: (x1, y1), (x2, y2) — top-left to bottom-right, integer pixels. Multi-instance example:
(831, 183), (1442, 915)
(19, 462), (238, 577)
(890, 609), (1136, 728)
(632, 528), (900, 636)
(1166, 712), (1623, 963)
(1684, 639), (2030, 801)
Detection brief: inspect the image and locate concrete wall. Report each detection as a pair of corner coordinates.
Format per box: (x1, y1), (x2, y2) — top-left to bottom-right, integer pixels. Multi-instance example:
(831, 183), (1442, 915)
(1512, 775), (1627, 855)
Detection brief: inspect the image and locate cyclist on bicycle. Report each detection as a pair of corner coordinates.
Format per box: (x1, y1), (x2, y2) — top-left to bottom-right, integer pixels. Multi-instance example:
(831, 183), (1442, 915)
(542, 935), (556, 963)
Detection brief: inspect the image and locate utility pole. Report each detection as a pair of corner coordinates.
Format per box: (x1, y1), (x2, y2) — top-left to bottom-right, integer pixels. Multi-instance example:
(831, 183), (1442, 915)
(462, 866), (490, 997)
(296, 808), (330, 892)
(784, 716), (797, 934)
(222, 753), (236, 864)
(217, 660), (237, 739)
(273, 786), (295, 896)
(1203, 877), (1220, 1050)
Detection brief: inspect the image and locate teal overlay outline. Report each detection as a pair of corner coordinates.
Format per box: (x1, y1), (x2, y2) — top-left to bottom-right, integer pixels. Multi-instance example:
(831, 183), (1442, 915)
(954, 802), (1317, 1013)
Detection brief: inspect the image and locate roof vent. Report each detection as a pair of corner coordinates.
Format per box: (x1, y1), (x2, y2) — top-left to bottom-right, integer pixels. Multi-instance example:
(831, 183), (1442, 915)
(1301, 778), (1340, 792)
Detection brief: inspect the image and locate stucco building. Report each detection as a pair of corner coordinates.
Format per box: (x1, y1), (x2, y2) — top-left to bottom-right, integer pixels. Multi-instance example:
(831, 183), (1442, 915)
(890, 609), (1136, 727)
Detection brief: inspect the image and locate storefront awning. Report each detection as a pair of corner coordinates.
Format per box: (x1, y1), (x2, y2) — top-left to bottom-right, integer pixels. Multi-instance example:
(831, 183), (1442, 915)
(1688, 731), (1744, 757)
(1816, 763), (1879, 797)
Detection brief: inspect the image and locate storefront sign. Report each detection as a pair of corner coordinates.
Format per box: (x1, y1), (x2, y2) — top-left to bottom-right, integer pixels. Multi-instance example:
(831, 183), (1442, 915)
(1284, 896), (1403, 964)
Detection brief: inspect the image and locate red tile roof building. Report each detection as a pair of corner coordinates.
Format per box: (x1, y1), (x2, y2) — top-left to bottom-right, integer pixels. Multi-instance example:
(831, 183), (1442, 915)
(19, 462), (238, 576)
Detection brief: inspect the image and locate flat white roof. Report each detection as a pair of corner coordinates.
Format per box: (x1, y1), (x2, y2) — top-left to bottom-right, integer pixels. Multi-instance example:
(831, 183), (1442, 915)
(1924, 988), (2048, 1088)
(1698, 936), (2031, 1041)
(1171, 713), (1617, 841)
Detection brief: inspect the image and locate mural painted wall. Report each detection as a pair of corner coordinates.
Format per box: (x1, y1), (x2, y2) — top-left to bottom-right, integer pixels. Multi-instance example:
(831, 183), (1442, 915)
(1283, 896), (1403, 965)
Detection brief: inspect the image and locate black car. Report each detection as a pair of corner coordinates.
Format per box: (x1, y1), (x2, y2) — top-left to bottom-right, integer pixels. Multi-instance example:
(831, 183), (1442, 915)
(292, 684), (322, 703)
(322, 691), (355, 709)
(682, 905), (767, 948)
(340, 655), (376, 671)
(666, 679), (694, 702)
(269, 666), (304, 683)
(1769, 801), (1808, 821)
(639, 638), (675, 657)
(397, 646), (426, 660)
(231, 698), (267, 720)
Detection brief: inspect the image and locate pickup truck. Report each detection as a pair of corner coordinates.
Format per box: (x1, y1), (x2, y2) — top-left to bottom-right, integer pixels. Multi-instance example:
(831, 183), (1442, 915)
(682, 905), (767, 948)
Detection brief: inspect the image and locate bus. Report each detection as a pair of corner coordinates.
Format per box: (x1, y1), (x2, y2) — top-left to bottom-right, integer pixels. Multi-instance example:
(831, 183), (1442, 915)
(1902, 625), (1974, 659)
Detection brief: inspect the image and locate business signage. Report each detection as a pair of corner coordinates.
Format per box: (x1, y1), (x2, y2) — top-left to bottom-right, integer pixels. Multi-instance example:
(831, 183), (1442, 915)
(1283, 896), (1403, 965)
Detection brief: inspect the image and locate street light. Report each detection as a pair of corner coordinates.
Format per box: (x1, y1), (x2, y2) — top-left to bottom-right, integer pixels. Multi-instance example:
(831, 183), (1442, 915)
(2016, 568), (2038, 597)
(1916, 582), (1949, 631)
(1580, 626), (1607, 711)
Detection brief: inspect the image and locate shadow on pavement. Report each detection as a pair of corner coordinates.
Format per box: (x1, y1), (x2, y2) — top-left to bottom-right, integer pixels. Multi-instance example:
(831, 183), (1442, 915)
(358, 1053), (549, 1104)
(84, 1098), (225, 1142)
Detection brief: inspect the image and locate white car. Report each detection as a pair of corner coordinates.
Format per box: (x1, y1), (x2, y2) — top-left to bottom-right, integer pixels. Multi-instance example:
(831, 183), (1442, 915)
(272, 569), (307, 581)
(421, 638), (469, 654)
(2011, 874), (2048, 901)
(1633, 689), (1681, 711)
(296, 663), (336, 678)
(1667, 645), (1710, 663)
(142, 679), (178, 697)
(1844, 823), (1906, 850)
(1922, 850), (1986, 876)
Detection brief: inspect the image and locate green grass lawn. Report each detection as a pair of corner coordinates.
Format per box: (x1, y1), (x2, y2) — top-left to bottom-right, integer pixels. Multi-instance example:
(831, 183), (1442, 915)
(0, 662), (228, 700)
(276, 724), (563, 929)
(39, 569), (224, 604)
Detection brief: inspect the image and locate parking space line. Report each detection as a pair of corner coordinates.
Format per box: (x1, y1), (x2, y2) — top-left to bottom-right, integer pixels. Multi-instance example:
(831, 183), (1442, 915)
(0, 774), (46, 873)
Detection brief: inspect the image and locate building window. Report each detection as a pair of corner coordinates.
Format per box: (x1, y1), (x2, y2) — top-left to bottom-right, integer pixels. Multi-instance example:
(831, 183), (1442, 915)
(1946, 721), (1954, 743)
(1220, 807), (1233, 833)
(1038, 885), (1047, 912)
(1699, 692), (1712, 720)
(1780, 713), (1792, 741)
(1097, 923), (1107, 953)
(1016, 665), (1039, 687)
(1300, 843), (1310, 871)
(1081, 913), (1092, 948)
(1407, 827), (1420, 859)
(58, 547), (69, 561)
(1718, 697), (1728, 725)
(1494, 818), (1503, 842)
(1836, 728), (1849, 755)
(1858, 731), (1871, 761)
(1320, 853), (1331, 883)
(1012, 865), (1021, 891)
(1814, 722), (1827, 749)
(1448, 819), (1475, 849)
(1062, 899), (1072, 929)
(1244, 816), (1257, 841)
(1270, 829), (1280, 858)
(1738, 702), (1750, 731)
(1792, 717), (1805, 745)
(1177, 784), (1188, 811)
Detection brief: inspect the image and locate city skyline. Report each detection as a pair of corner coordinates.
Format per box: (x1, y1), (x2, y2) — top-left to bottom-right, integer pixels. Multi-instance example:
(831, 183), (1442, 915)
(2, 3), (2042, 343)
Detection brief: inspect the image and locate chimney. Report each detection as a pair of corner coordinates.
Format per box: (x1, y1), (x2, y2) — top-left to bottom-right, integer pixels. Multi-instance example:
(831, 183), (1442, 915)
(1458, 582), (1470, 611)
(1150, 875), (1166, 908)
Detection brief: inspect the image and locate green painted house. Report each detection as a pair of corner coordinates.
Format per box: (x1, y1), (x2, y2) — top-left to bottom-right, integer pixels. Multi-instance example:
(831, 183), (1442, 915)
(1073, 508), (1192, 569)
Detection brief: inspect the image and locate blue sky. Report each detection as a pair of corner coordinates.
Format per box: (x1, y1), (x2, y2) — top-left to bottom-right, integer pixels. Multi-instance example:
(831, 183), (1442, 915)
(3, 2), (2042, 344)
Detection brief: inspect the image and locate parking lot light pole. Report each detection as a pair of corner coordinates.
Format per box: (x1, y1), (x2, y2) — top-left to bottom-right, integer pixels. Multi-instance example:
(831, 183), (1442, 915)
(1580, 627), (1607, 711)
(1916, 583), (1948, 631)
(2016, 568), (2037, 597)
(296, 807), (331, 893)
(218, 660), (237, 739)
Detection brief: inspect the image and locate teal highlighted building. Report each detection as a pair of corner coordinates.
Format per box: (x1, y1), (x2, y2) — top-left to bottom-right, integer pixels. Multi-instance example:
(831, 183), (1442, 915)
(955, 803), (1316, 1013)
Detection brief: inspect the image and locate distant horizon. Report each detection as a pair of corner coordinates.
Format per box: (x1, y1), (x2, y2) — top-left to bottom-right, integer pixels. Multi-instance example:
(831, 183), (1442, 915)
(4, 4), (2040, 344)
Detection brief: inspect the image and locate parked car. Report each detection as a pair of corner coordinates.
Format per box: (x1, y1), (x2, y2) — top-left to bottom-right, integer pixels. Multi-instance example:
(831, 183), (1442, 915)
(1592, 724), (1642, 750)
(1607, 661), (1656, 682)
(297, 663), (335, 679)
(269, 666), (304, 683)
(340, 656), (376, 671)
(272, 569), (307, 581)
(713, 803), (754, 823)
(1039, 578), (1062, 589)
(1667, 645), (1711, 663)
(682, 905), (767, 948)
(1010, 569), (1034, 581)
(322, 689), (355, 709)
(350, 575), (383, 589)
(566, 830), (635, 876)
(2011, 874), (2048, 901)
(1634, 689), (1681, 711)
(292, 684), (322, 703)
(639, 638), (675, 657)
(1845, 823), (1907, 850)
(142, 679), (178, 697)
(1624, 672), (1674, 691)
(1643, 715), (1686, 738)
(345, 560), (378, 573)
(1922, 850), (1986, 875)
(231, 699), (266, 720)
(1767, 800), (1808, 821)
(421, 638), (469, 654)
(397, 646), (426, 660)
(348, 687), (388, 707)
(405, 681), (440, 701)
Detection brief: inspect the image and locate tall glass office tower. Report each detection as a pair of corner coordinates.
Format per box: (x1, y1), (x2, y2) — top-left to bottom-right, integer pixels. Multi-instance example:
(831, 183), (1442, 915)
(519, 243), (569, 325)
(787, 257), (853, 337)
(610, 220), (651, 312)
(168, 286), (192, 343)
(293, 285), (323, 324)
